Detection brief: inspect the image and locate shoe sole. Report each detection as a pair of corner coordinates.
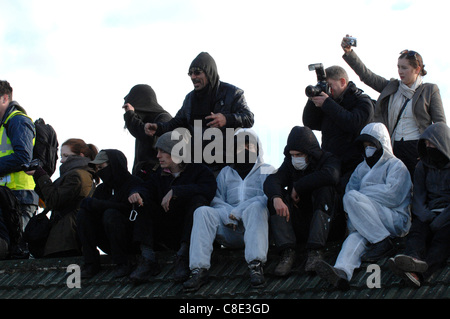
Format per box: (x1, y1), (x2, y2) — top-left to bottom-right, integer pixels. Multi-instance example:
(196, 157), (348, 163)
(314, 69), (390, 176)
(394, 254), (428, 273)
(387, 258), (421, 287)
(183, 278), (209, 292)
(315, 260), (349, 290)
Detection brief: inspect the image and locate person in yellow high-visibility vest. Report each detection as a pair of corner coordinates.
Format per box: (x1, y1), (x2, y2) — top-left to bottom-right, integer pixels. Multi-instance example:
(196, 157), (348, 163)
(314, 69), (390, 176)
(0, 81), (39, 241)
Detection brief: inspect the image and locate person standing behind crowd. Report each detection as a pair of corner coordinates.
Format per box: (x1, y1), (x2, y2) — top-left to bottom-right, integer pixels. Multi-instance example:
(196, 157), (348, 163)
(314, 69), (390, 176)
(303, 65), (374, 191)
(389, 123), (450, 287)
(25, 138), (98, 258)
(123, 84), (172, 180)
(341, 35), (446, 178)
(144, 52), (254, 175)
(316, 123), (412, 289)
(0, 80), (39, 230)
(263, 126), (341, 276)
(78, 149), (143, 279)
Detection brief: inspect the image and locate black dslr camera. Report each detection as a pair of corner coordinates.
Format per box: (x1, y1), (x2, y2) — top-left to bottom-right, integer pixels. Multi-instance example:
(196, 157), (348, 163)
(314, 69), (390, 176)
(305, 63), (331, 97)
(21, 159), (40, 171)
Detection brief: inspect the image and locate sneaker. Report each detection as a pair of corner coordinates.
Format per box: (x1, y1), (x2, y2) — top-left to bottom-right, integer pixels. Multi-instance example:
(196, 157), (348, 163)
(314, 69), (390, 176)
(248, 260), (265, 288)
(129, 258), (161, 283)
(387, 257), (422, 287)
(315, 260), (349, 290)
(304, 249), (324, 272)
(394, 254), (428, 273)
(361, 237), (396, 262)
(183, 268), (209, 292)
(404, 272), (421, 287)
(173, 254), (190, 282)
(274, 248), (296, 276)
(81, 263), (101, 279)
(112, 263), (132, 278)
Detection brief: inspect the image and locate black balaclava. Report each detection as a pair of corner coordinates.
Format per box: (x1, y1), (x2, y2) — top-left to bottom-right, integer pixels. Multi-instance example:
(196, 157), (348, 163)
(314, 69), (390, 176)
(189, 52), (220, 127)
(124, 84), (167, 122)
(356, 134), (383, 168)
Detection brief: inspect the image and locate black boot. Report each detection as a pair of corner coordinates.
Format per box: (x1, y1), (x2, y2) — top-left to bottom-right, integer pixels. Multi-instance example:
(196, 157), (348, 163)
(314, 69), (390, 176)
(248, 260), (265, 288)
(315, 260), (349, 290)
(361, 237), (396, 262)
(129, 257), (161, 283)
(274, 248), (296, 276)
(183, 268), (209, 292)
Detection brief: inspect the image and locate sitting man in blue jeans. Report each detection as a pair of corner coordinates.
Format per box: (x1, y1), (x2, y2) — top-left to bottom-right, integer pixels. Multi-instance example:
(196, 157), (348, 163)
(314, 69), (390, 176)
(183, 129), (275, 291)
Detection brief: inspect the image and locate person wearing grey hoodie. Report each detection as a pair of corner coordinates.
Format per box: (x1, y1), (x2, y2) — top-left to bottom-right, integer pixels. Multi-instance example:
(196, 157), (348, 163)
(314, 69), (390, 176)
(389, 122), (450, 287)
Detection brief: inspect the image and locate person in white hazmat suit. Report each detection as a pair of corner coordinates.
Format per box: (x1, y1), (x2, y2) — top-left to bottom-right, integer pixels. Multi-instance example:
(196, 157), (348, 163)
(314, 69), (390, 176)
(183, 128), (275, 291)
(316, 122), (412, 289)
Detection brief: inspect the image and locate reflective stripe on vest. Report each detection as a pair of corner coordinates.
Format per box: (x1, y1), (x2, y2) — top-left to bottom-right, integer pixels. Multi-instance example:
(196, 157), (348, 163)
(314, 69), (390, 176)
(0, 110), (36, 190)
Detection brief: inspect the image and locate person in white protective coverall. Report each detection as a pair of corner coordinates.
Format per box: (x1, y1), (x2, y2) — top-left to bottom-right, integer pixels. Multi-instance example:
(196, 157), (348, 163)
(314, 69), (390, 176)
(183, 128), (275, 291)
(315, 122), (412, 289)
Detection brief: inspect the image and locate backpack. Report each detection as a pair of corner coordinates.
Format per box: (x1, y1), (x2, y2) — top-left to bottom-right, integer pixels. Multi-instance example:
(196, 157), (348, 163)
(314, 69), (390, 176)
(33, 118), (59, 177)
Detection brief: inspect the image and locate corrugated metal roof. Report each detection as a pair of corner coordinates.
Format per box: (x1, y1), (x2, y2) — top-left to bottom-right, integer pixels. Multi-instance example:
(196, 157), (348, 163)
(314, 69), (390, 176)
(0, 241), (448, 302)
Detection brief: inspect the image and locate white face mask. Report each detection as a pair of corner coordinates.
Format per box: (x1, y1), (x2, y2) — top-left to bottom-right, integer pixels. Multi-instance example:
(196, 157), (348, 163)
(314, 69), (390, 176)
(365, 146), (377, 158)
(292, 156), (308, 170)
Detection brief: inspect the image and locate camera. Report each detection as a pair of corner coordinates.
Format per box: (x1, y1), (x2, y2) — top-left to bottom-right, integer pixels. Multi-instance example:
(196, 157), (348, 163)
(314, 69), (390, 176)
(346, 37), (357, 47)
(305, 63), (331, 97)
(21, 159), (40, 171)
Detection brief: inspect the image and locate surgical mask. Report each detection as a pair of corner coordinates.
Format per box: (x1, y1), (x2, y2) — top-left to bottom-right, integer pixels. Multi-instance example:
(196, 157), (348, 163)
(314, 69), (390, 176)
(365, 146), (377, 158)
(292, 156), (308, 170)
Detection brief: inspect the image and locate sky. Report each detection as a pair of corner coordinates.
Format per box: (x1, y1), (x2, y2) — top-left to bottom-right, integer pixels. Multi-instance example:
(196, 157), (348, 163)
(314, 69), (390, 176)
(1, 0), (448, 177)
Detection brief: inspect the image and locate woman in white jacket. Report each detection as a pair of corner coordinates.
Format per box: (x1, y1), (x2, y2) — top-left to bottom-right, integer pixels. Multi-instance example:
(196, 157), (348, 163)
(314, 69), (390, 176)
(316, 122), (412, 289)
(183, 128), (275, 291)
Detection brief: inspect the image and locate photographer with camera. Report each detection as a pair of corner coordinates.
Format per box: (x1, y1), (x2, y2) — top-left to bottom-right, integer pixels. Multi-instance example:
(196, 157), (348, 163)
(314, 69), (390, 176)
(303, 64), (374, 193)
(341, 35), (446, 178)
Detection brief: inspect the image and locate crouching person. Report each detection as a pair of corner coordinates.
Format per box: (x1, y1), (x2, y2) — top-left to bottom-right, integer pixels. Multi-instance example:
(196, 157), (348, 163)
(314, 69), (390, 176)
(316, 123), (412, 289)
(389, 123), (450, 287)
(128, 131), (216, 283)
(183, 129), (275, 291)
(264, 126), (342, 276)
(77, 149), (143, 279)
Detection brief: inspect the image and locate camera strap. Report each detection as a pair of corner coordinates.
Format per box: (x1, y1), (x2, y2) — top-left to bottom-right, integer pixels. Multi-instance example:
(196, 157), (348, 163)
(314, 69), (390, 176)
(392, 98), (410, 134)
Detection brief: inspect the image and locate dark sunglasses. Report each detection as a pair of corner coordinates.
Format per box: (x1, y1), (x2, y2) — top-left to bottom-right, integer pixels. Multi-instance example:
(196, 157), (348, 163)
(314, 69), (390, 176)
(399, 50), (418, 60)
(188, 70), (204, 76)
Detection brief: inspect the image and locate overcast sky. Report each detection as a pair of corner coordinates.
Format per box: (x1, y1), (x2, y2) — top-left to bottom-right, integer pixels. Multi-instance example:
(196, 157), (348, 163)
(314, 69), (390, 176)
(1, 0), (448, 176)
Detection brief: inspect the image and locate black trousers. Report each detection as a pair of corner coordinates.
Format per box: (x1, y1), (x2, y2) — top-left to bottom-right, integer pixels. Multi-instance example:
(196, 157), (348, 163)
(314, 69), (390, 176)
(133, 195), (210, 251)
(77, 207), (136, 265)
(403, 218), (450, 279)
(268, 186), (345, 251)
(393, 139), (419, 180)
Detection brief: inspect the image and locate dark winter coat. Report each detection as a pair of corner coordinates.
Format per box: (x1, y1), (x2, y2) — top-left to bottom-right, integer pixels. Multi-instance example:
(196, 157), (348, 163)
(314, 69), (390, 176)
(264, 126), (341, 201)
(412, 123), (450, 231)
(124, 84), (172, 178)
(33, 156), (95, 256)
(303, 81), (374, 173)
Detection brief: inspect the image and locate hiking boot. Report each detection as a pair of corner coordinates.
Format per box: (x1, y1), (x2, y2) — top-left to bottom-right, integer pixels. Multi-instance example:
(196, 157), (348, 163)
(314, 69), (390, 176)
(274, 248), (295, 276)
(361, 237), (396, 262)
(81, 263), (101, 279)
(248, 260), (265, 288)
(129, 258), (161, 283)
(112, 263), (133, 278)
(304, 249), (324, 272)
(173, 254), (190, 282)
(315, 260), (349, 290)
(393, 254), (428, 273)
(183, 268), (209, 292)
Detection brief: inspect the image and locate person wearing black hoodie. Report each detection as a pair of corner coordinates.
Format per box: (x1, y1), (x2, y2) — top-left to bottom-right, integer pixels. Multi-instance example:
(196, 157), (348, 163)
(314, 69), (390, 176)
(263, 126), (341, 276)
(77, 149), (143, 279)
(389, 122), (450, 287)
(123, 84), (172, 180)
(144, 52), (254, 175)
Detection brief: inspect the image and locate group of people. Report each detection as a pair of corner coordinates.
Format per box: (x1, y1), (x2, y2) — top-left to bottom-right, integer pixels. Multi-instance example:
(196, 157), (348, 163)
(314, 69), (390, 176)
(0, 35), (448, 293)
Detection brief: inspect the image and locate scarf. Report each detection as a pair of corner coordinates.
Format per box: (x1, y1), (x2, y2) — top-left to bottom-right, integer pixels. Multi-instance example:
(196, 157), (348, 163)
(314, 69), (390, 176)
(388, 75), (423, 134)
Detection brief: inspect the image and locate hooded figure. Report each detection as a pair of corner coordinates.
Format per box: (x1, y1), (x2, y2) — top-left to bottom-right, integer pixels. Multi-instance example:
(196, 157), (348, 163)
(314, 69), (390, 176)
(123, 84), (172, 179)
(316, 122), (412, 289)
(388, 122), (450, 286)
(184, 129), (275, 291)
(264, 126), (342, 276)
(77, 149), (143, 279)
(150, 52), (254, 174)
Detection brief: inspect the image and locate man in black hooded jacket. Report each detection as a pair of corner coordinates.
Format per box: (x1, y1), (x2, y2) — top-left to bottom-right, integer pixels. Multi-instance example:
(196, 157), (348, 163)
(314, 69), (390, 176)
(144, 52), (254, 174)
(263, 126), (341, 276)
(123, 84), (172, 180)
(77, 149), (143, 279)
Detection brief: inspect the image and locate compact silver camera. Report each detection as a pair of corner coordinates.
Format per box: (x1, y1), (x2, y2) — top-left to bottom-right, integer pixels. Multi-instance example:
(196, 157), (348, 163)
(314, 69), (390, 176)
(346, 37), (357, 47)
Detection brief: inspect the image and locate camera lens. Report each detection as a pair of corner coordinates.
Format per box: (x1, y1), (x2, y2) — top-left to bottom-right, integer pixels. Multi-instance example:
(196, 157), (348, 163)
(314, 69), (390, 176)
(305, 85), (322, 97)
